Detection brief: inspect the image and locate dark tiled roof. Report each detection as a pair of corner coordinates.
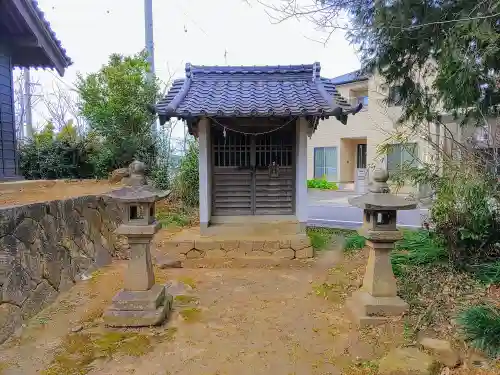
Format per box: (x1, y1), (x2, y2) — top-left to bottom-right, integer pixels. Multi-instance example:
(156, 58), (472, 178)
(329, 70), (368, 85)
(157, 63), (362, 124)
(29, 0), (72, 65)
(1, 0), (72, 75)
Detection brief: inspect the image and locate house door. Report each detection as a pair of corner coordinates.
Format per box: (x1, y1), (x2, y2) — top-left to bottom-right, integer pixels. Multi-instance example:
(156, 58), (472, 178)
(355, 143), (368, 193)
(211, 125), (294, 216)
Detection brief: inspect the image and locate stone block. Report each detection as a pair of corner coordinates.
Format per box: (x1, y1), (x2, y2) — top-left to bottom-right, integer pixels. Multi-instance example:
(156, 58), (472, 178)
(295, 246), (314, 259)
(104, 293), (172, 328)
(21, 280), (58, 320)
(419, 337), (461, 368)
(220, 240), (239, 252)
(205, 249), (227, 258)
(0, 254), (15, 286)
(279, 239), (291, 249)
(110, 284), (166, 311)
(0, 303), (22, 345)
(251, 241), (265, 251)
(239, 241), (253, 254)
(2, 263), (34, 306)
(225, 246), (247, 258)
(42, 256), (62, 290)
(290, 235), (311, 251)
(186, 249), (204, 259)
(246, 251), (270, 257)
(378, 348), (438, 375)
(272, 248), (295, 260)
(14, 218), (38, 245)
(195, 240), (219, 252)
(263, 241), (280, 253)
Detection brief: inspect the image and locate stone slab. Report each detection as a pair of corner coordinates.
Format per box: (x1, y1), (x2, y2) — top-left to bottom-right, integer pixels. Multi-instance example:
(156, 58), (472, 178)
(345, 298), (388, 327)
(110, 284), (166, 311)
(351, 290), (409, 316)
(346, 290), (408, 327)
(103, 293), (173, 327)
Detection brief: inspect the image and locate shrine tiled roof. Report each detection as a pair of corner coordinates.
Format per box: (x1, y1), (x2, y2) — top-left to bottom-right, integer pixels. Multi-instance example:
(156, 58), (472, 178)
(156, 63), (363, 125)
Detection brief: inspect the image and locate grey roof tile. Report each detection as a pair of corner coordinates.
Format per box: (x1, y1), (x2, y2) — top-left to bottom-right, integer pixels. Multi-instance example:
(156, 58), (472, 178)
(157, 63), (362, 124)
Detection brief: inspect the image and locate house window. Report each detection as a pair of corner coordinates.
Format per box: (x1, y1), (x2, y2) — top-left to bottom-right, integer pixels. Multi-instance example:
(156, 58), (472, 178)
(314, 147), (338, 181)
(388, 86), (403, 106)
(351, 95), (368, 109)
(386, 143), (418, 175)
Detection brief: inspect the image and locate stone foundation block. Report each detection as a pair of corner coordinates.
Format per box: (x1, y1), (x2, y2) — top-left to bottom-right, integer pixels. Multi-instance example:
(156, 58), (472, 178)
(290, 235), (311, 251)
(346, 290), (409, 327)
(220, 240), (239, 251)
(110, 284), (166, 311)
(272, 248), (295, 260)
(186, 249), (204, 259)
(205, 249), (227, 258)
(295, 246), (314, 259)
(104, 287), (172, 328)
(195, 240), (219, 252)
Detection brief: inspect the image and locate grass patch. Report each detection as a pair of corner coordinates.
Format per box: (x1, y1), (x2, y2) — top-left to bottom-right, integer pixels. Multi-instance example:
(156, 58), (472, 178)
(156, 205), (195, 228)
(0, 362), (10, 374)
(42, 329), (177, 375)
(466, 261), (500, 285)
(306, 227), (355, 251)
(344, 234), (366, 252)
(391, 229), (448, 277)
(457, 304), (500, 359)
(174, 295), (198, 304)
(180, 307), (202, 322)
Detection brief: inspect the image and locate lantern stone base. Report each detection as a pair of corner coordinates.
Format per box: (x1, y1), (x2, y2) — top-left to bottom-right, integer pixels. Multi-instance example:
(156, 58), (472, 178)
(346, 290), (409, 327)
(103, 284), (173, 327)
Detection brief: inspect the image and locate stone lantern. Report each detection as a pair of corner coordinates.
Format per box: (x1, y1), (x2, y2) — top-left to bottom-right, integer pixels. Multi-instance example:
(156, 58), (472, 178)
(102, 184), (172, 327)
(346, 168), (417, 327)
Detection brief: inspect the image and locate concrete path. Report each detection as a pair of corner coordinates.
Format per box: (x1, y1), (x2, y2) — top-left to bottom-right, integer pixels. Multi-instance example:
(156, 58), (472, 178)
(307, 189), (430, 230)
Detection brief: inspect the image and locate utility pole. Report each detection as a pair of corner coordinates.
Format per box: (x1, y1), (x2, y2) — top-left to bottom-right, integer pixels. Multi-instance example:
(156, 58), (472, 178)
(144, 0), (157, 136)
(18, 76), (25, 140)
(23, 68), (33, 139)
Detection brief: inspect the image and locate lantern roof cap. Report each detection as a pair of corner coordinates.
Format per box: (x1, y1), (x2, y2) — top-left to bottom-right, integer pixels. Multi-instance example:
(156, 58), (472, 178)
(105, 185), (170, 203)
(348, 169), (417, 210)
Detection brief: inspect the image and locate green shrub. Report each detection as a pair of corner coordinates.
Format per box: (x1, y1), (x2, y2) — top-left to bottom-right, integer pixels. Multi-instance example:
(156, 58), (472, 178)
(457, 304), (500, 359)
(173, 139), (199, 207)
(156, 209), (191, 228)
(394, 156), (500, 268)
(307, 178), (338, 190)
(19, 134), (95, 180)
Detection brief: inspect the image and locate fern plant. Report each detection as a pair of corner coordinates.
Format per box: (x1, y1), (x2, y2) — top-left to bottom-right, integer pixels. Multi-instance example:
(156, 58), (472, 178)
(457, 304), (500, 359)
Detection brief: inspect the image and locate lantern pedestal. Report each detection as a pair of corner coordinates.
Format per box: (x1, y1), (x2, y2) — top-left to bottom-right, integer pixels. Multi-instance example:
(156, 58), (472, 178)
(102, 180), (172, 328)
(346, 169), (416, 327)
(103, 284), (173, 327)
(346, 238), (409, 327)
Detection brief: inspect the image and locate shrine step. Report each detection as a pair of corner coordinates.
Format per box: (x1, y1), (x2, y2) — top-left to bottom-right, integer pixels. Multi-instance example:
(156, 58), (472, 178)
(160, 223), (314, 260)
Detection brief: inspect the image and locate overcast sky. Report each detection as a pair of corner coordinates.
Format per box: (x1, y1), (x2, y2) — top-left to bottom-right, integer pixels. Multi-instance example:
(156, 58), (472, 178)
(27, 0), (360, 135)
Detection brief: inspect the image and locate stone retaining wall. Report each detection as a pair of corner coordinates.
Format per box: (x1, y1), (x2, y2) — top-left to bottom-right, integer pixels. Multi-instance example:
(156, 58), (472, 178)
(167, 235), (314, 260)
(0, 195), (125, 344)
